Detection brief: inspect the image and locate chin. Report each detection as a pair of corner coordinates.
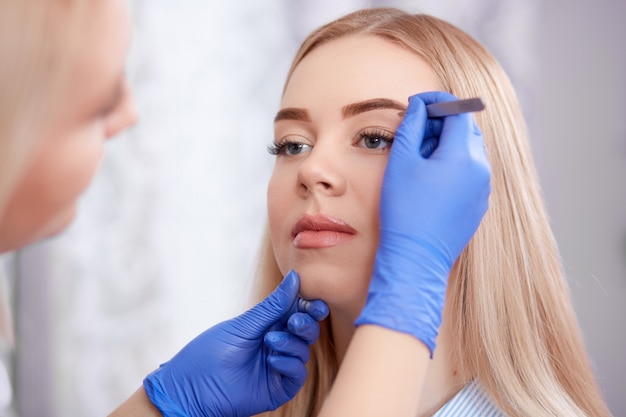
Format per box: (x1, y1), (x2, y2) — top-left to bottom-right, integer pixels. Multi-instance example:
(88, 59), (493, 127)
(0, 206), (79, 253)
(295, 262), (370, 308)
(39, 204), (79, 240)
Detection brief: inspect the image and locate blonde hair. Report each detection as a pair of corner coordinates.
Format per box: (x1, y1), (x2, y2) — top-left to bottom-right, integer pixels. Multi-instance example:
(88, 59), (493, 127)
(0, 0), (86, 218)
(0, 0), (87, 341)
(253, 8), (611, 417)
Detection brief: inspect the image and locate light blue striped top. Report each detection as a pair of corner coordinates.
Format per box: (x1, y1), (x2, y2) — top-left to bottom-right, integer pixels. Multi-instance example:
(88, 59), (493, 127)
(433, 380), (507, 416)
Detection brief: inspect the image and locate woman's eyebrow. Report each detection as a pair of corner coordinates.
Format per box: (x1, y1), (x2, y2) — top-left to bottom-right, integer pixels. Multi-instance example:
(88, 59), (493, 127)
(273, 98), (406, 123)
(274, 108), (311, 123)
(342, 98), (406, 118)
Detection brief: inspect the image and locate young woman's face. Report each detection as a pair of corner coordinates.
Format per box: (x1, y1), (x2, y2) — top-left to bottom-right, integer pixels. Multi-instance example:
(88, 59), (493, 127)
(0, 0), (136, 252)
(268, 34), (442, 312)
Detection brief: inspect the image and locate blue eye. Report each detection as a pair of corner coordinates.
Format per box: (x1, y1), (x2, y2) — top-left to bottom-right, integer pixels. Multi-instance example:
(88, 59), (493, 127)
(268, 140), (312, 156)
(357, 128), (394, 150)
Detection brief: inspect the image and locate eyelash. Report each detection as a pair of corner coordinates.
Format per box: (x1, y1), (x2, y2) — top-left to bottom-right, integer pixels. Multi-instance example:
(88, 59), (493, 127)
(267, 140), (309, 156)
(268, 128), (395, 156)
(356, 127), (395, 150)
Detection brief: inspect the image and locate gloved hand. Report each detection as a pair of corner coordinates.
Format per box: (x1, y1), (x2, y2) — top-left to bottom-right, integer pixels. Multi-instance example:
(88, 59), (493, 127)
(355, 91), (491, 356)
(144, 270), (329, 417)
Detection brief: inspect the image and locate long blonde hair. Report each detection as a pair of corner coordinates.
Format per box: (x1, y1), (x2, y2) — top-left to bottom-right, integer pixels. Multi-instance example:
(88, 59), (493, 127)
(0, 0), (86, 219)
(0, 0), (87, 341)
(254, 8), (610, 417)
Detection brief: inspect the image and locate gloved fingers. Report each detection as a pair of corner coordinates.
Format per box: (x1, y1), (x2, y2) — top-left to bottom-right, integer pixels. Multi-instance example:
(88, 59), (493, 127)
(393, 91), (460, 161)
(237, 270), (300, 337)
(297, 298), (329, 321)
(265, 331), (311, 363)
(390, 93), (429, 162)
(410, 92), (457, 158)
(287, 312), (321, 345)
(409, 91), (457, 139)
(434, 110), (481, 159)
(262, 270), (300, 316)
(411, 91), (486, 162)
(412, 90), (458, 106)
(461, 117), (489, 169)
(434, 109), (491, 191)
(267, 355), (307, 389)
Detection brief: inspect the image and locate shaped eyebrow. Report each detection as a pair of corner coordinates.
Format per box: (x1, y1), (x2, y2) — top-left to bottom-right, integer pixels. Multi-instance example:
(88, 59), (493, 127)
(342, 98), (406, 118)
(274, 108), (311, 123)
(274, 98), (406, 123)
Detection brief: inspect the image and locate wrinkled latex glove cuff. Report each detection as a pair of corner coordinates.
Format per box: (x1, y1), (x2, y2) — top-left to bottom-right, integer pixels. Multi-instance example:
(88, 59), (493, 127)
(354, 232), (451, 357)
(144, 370), (189, 417)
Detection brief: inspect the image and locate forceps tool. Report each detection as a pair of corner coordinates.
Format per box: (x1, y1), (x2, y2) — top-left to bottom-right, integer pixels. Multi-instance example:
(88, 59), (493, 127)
(418, 97), (485, 157)
(425, 97), (485, 117)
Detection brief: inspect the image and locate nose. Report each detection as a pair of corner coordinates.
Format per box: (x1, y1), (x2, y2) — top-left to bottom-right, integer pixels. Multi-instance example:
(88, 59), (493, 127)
(296, 145), (347, 197)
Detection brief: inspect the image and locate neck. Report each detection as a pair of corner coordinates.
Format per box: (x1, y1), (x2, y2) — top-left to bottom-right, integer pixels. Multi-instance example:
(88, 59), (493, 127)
(415, 317), (465, 416)
(328, 306), (359, 365)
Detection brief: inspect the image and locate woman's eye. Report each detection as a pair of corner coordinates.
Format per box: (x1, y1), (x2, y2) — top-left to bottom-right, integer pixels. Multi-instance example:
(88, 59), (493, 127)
(357, 129), (394, 150)
(268, 140), (312, 156)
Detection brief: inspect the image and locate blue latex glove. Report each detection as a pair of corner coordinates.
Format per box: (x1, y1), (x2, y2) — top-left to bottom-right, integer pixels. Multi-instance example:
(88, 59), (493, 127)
(355, 91), (491, 356)
(144, 270), (329, 417)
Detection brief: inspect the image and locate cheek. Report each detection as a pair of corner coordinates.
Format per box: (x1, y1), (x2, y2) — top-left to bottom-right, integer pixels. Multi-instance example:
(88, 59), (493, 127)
(354, 157), (385, 228)
(39, 125), (105, 207)
(267, 169), (293, 272)
(0, 124), (105, 249)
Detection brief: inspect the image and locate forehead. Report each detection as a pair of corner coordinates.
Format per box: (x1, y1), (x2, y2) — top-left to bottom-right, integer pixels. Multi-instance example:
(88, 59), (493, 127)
(282, 34), (442, 108)
(62, 0), (131, 114)
(80, 0), (131, 70)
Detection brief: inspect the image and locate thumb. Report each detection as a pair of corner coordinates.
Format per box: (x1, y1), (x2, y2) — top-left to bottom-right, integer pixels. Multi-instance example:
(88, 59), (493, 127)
(237, 270), (300, 336)
(391, 94), (429, 162)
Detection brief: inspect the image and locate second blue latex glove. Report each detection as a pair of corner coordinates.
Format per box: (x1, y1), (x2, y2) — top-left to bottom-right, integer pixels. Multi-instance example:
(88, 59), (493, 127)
(355, 91), (491, 355)
(143, 270), (328, 417)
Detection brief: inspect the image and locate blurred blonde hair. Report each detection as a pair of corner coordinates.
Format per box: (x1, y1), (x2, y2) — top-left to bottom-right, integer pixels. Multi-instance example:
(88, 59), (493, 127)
(253, 8), (611, 417)
(0, 0), (87, 219)
(0, 0), (87, 341)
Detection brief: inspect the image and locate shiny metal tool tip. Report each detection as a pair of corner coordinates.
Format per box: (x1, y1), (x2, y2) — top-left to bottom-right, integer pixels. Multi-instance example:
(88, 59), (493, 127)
(425, 97), (485, 117)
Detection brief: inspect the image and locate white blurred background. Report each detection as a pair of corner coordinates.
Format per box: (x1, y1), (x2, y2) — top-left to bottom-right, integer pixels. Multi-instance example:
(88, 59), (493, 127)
(1, 0), (624, 415)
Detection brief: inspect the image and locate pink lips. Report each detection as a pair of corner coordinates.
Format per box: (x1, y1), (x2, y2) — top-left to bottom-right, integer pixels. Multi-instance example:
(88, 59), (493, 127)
(292, 214), (357, 249)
